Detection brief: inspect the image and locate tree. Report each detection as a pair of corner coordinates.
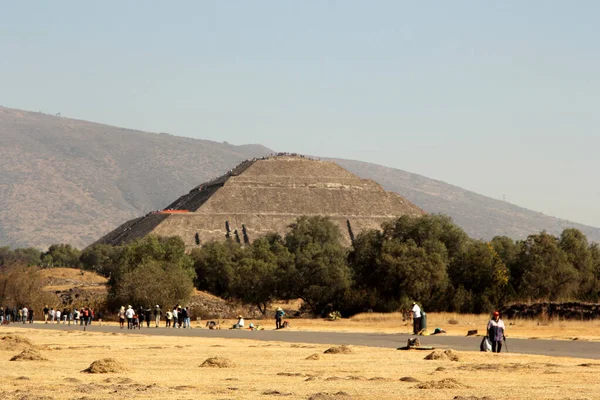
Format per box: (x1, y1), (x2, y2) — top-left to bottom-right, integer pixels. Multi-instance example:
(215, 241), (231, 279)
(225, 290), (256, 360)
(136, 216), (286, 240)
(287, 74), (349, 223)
(518, 232), (578, 301)
(79, 244), (120, 277)
(41, 244), (81, 268)
(108, 236), (195, 308)
(449, 241), (510, 313)
(191, 241), (245, 298)
(284, 216), (352, 315)
(0, 247), (41, 267)
(559, 229), (595, 299)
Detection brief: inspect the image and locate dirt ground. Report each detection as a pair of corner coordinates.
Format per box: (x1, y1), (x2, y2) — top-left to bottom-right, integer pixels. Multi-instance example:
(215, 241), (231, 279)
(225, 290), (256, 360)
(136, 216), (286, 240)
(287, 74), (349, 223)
(0, 326), (598, 400)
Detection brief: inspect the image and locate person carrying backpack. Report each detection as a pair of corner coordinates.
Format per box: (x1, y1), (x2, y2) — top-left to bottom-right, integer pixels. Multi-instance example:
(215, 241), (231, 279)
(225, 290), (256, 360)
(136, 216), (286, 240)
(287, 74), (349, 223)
(275, 307), (285, 329)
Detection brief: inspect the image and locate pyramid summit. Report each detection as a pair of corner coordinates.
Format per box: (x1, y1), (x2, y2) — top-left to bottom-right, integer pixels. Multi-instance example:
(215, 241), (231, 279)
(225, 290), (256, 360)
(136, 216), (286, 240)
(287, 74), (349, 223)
(95, 155), (424, 248)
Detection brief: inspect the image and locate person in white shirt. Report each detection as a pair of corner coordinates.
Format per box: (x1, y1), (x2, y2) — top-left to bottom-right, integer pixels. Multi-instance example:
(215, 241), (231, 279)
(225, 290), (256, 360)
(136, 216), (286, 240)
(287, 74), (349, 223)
(49, 308), (55, 322)
(55, 309), (61, 323)
(21, 307), (28, 324)
(234, 315), (245, 329)
(125, 306), (135, 329)
(411, 302), (422, 334)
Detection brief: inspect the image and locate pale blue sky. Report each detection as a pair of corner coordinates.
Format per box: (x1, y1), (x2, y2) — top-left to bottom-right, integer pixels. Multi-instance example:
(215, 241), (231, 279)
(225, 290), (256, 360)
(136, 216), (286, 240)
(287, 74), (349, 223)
(1, 1), (599, 226)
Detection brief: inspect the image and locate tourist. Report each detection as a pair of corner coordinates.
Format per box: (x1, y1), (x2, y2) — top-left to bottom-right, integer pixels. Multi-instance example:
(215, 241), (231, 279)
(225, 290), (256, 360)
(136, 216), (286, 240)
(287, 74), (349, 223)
(97, 310), (103, 326)
(411, 302), (422, 334)
(138, 307), (145, 328)
(177, 306), (184, 328)
(154, 305), (162, 328)
(118, 306), (126, 329)
(62, 308), (68, 324)
(50, 308), (55, 323)
(125, 306), (134, 329)
(55, 309), (61, 324)
(28, 308), (34, 323)
(144, 307), (152, 328)
(233, 315), (245, 329)
(182, 307), (189, 329)
(43, 305), (49, 323)
(275, 307), (285, 329)
(487, 311), (506, 353)
(165, 309), (172, 328)
(21, 306), (28, 324)
(172, 307), (178, 328)
(74, 308), (80, 325)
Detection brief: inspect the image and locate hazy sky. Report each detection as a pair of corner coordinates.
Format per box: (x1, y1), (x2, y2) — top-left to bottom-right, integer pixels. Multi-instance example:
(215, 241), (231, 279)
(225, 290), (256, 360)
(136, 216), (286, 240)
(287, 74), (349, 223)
(1, 2), (599, 226)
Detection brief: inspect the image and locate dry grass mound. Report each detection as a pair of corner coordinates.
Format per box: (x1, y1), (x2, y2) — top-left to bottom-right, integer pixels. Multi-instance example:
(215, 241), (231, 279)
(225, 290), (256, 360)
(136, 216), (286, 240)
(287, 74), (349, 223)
(416, 378), (468, 389)
(10, 349), (48, 361)
(83, 358), (128, 373)
(424, 349), (461, 361)
(308, 392), (352, 400)
(200, 357), (236, 368)
(399, 376), (419, 382)
(0, 335), (37, 351)
(305, 353), (321, 360)
(323, 345), (354, 355)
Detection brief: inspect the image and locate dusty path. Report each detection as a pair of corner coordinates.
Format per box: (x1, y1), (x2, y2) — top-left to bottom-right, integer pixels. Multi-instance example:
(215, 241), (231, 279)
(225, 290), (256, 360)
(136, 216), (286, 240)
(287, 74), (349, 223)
(13, 322), (600, 360)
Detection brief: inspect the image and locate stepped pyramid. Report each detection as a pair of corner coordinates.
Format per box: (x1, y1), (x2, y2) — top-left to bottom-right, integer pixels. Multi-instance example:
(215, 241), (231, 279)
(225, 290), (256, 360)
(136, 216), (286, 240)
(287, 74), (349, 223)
(95, 156), (424, 248)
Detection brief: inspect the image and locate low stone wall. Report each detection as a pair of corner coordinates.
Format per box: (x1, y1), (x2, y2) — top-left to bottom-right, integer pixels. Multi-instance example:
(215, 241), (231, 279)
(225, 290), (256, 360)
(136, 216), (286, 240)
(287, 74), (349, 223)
(500, 302), (600, 320)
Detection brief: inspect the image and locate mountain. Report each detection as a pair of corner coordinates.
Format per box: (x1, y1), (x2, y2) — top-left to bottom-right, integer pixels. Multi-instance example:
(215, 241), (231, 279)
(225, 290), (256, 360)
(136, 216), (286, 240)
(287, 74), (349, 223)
(0, 107), (270, 248)
(332, 159), (600, 242)
(1, 106), (598, 249)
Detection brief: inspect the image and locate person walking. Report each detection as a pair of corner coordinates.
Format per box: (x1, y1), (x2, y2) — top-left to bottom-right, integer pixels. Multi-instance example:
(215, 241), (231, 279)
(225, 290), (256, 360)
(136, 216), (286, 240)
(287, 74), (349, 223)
(172, 307), (178, 328)
(28, 308), (34, 323)
(487, 311), (506, 353)
(21, 306), (28, 324)
(125, 306), (134, 330)
(165, 309), (172, 328)
(411, 302), (422, 334)
(0, 307), (4, 325)
(275, 307), (285, 329)
(118, 306), (126, 329)
(154, 305), (162, 328)
(138, 307), (145, 328)
(55, 309), (61, 324)
(144, 307), (152, 328)
(43, 305), (49, 323)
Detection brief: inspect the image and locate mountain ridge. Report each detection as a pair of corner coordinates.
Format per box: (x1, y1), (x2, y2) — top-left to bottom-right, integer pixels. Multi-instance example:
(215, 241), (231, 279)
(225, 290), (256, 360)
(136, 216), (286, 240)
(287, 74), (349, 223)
(1, 106), (598, 249)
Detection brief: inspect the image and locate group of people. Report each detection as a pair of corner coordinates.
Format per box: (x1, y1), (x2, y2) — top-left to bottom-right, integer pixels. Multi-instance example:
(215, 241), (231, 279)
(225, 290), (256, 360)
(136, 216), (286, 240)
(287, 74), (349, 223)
(117, 305), (192, 330)
(411, 301), (506, 354)
(42, 306), (100, 326)
(0, 305), (100, 326)
(0, 306), (34, 324)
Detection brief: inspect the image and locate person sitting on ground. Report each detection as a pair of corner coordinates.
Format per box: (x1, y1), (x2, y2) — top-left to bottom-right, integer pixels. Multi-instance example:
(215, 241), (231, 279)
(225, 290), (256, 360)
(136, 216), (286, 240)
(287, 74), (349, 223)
(232, 315), (244, 329)
(487, 311), (506, 353)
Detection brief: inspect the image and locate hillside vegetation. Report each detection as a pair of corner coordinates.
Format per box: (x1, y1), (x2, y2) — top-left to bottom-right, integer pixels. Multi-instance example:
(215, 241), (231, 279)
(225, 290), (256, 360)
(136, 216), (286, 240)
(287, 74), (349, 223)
(1, 106), (599, 248)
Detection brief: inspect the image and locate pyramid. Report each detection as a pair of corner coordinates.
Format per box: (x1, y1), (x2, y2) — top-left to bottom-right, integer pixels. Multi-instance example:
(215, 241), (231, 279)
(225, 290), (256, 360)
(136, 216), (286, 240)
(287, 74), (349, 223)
(94, 156), (424, 247)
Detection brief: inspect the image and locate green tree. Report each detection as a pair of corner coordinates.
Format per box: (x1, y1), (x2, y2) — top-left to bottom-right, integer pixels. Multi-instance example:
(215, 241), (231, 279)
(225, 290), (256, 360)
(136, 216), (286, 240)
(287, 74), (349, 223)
(108, 236), (195, 308)
(191, 241), (245, 297)
(41, 244), (81, 268)
(559, 229), (595, 299)
(79, 244), (120, 277)
(518, 232), (578, 301)
(449, 240), (510, 313)
(0, 247), (41, 267)
(284, 216), (352, 315)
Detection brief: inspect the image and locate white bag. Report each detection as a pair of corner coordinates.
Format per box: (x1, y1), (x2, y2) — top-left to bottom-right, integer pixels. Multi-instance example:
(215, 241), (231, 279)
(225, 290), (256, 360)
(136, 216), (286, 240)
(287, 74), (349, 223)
(480, 336), (492, 352)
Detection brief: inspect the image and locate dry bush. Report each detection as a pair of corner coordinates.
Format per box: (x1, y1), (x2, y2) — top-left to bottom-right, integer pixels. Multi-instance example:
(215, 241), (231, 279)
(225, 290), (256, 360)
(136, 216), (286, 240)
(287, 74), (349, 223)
(200, 357), (236, 368)
(448, 319), (459, 325)
(323, 345), (354, 354)
(308, 392), (352, 400)
(415, 378), (468, 389)
(424, 349), (461, 361)
(305, 353), (321, 360)
(10, 349), (48, 361)
(83, 358), (128, 373)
